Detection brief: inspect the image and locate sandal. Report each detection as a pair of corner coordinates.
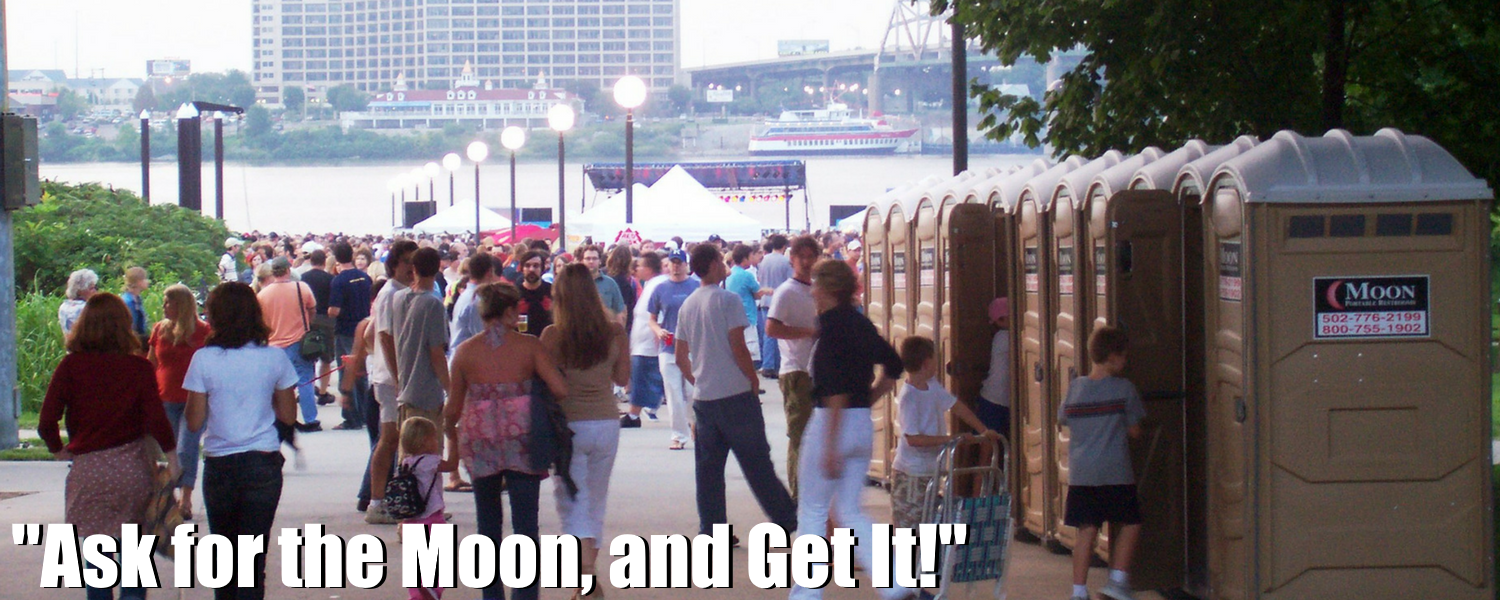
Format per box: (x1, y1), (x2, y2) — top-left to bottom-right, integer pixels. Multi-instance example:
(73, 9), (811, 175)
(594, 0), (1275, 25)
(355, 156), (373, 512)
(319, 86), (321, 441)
(444, 480), (474, 493)
(668, 441), (687, 451)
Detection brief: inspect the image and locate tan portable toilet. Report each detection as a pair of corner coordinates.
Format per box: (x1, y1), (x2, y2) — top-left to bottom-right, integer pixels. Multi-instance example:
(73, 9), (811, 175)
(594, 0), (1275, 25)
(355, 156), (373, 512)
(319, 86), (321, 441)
(1204, 129), (1493, 600)
(863, 204), (889, 339)
(916, 170), (987, 374)
(1043, 150), (1129, 551)
(1004, 156), (1089, 542)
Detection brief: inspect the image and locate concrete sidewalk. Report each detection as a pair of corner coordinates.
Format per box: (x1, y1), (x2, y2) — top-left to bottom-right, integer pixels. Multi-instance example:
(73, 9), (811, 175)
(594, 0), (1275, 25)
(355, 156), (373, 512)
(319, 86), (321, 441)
(1, 380), (1156, 600)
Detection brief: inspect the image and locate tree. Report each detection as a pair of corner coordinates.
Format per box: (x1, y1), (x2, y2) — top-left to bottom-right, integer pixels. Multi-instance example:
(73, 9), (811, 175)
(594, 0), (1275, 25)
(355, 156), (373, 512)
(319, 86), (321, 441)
(224, 70), (258, 109)
(939, 0), (1500, 189)
(326, 84), (370, 112)
(114, 123), (140, 159)
(244, 104), (273, 139)
(667, 85), (693, 115)
(55, 89), (87, 121)
(132, 85), (157, 116)
(282, 86), (306, 114)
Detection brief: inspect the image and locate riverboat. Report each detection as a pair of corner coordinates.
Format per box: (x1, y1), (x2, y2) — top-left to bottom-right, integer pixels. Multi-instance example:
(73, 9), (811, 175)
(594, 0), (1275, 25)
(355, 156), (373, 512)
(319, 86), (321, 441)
(748, 103), (918, 155)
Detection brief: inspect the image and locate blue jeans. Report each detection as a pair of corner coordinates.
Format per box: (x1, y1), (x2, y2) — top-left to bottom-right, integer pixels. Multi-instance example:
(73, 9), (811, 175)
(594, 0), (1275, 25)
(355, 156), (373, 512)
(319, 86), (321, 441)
(356, 377), (387, 505)
(629, 355), (665, 410)
(474, 470), (542, 600)
(281, 343), (317, 423)
(692, 391), (797, 535)
(757, 307), (780, 372)
(85, 552), (145, 600)
(161, 402), (201, 488)
(203, 451), (284, 600)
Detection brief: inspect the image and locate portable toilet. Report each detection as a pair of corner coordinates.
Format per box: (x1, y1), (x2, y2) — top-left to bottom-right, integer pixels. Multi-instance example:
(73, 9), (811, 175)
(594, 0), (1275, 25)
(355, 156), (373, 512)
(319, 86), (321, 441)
(1204, 129), (1493, 600)
(1042, 150), (1129, 551)
(915, 170), (987, 375)
(870, 177), (946, 486)
(1005, 156), (1089, 542)
(1067, 144), (1219, 587)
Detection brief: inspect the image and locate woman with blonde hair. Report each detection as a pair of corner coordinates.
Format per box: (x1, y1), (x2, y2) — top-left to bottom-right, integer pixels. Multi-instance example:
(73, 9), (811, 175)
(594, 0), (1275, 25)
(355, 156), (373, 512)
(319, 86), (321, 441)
(541, 264), (630, 597)
(147, 284), (211, 520)
(38, 293), (178, 600)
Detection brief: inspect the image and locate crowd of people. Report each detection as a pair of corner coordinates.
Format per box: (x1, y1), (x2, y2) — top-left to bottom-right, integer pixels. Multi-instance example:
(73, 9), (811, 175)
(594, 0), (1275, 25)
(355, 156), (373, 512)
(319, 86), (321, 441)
(36, 226), (1149, 600)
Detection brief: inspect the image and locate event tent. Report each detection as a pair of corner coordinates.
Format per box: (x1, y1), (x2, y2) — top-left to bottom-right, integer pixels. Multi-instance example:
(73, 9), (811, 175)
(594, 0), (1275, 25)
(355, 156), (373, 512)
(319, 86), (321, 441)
(411, 201), (513, 235)
(569, 166), (764, 245)
(834, 208), (868, 233)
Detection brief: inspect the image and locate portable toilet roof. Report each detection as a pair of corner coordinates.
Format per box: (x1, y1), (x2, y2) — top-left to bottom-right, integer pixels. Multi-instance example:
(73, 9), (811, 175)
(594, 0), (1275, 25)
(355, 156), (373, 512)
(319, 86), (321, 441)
(871, 176), (942, 214)
(1080, 147), (1167, 208)
(1052, 150), (1126, 211)
(1130, 140), (1211, 190)
(1173, 135), (1260, 197)
(888, 174), (958, 218)
(966, 159), (1052, 205)
(1003, 156), (1088, 213)
(1210, 128), (1494, 203)
(924, 169), (990, 207)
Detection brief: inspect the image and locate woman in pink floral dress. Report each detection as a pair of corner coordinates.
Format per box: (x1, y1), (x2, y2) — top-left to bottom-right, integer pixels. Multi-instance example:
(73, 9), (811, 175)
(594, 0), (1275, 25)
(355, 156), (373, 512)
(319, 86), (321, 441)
(445, 282), (568, 600)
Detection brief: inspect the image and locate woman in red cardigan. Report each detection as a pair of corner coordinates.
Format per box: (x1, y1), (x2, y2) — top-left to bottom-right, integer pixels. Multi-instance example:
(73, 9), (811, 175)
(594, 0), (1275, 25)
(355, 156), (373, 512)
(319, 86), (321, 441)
(39, 292), (178, 600)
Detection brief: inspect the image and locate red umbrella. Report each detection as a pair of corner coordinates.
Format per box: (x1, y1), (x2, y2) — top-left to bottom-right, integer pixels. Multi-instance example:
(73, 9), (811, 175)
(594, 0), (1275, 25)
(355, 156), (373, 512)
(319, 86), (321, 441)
(483, 224), (559, 245)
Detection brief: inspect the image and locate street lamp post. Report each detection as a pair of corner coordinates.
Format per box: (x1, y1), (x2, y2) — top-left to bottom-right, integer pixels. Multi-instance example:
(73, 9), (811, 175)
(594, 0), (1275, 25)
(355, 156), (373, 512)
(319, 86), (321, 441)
(424, 162), (440, 205)
(500, 126), (526, 245)
(548, 104), (575, 252)
(613, 76), (647, 224)
(409, 168), (424, 202)
(442, 152), (461, 206)
(466, 141), (490, 245)
(139, 110), (150, 202)
(388, 177), (402, 229)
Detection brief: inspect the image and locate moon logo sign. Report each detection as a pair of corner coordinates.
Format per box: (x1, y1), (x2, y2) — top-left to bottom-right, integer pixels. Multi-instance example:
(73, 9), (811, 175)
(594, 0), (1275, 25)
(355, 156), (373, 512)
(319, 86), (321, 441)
(1326, 280), (1345, 310)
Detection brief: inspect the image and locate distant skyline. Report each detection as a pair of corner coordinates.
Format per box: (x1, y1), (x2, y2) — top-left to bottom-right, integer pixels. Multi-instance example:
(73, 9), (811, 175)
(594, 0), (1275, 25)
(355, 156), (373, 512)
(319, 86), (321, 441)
(8, 0), (895, 79)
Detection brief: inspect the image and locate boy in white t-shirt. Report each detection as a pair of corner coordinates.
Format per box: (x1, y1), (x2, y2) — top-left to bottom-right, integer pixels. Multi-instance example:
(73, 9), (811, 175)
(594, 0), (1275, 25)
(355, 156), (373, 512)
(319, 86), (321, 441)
(890, 336), (998, 530)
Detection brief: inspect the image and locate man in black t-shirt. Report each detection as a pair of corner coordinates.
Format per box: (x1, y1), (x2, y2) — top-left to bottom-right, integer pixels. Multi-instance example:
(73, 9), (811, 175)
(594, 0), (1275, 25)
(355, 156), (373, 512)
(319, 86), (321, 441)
(299, 249), (339, 405)
(516, 250), (553, 335)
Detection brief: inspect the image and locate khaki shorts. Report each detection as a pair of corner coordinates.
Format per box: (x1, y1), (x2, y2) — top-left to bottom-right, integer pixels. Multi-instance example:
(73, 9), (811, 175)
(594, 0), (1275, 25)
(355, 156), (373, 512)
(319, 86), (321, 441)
(398, 403), (445, 431)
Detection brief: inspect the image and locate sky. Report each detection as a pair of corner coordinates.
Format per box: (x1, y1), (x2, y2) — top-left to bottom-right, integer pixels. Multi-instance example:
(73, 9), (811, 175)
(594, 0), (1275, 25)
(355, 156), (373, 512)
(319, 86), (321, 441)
(5, 0), (897, 78)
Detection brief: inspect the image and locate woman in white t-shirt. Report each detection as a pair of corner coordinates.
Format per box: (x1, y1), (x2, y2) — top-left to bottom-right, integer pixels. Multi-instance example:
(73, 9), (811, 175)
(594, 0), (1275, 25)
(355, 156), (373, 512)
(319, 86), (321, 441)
(184, 282), (300, 600)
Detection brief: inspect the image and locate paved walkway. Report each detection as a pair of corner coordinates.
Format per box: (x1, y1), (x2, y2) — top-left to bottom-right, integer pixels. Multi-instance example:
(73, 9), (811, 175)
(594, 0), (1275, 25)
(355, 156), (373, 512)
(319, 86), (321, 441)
(1, 380), (1157, 600)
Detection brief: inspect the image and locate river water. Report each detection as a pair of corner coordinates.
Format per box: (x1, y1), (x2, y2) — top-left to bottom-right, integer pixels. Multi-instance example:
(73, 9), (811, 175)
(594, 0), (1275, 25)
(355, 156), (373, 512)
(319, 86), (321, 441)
(40, 154), (1042, 235)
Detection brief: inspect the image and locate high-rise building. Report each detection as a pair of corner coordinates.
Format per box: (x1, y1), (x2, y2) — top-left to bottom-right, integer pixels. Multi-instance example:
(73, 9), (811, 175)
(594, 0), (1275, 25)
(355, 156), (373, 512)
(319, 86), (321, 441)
(252, 0), (680, 107)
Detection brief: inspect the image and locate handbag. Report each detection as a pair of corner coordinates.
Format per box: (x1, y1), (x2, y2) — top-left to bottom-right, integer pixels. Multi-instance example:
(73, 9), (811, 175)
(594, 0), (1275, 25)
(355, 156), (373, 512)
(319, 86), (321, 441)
(383, 455), (438, 520)
(294, 282), (333, 361)
(526, 374), (578, 498)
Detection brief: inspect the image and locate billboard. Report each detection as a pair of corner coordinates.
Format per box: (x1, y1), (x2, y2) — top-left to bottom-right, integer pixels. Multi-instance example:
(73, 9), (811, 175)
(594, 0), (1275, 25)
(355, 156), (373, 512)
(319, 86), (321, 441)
(705, 89), (734, 103)
(777, 40), (830, 57)
(149, 60), (191, 77)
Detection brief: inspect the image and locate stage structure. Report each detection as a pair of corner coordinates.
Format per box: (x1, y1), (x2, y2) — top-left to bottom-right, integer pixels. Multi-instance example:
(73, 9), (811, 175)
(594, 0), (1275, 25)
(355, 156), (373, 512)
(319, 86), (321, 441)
(584, 160), (809, 231)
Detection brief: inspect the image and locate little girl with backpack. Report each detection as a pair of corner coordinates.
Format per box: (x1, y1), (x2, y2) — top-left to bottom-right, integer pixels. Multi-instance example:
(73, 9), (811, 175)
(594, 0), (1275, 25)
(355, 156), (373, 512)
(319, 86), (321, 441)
(388, 416), (457, 599)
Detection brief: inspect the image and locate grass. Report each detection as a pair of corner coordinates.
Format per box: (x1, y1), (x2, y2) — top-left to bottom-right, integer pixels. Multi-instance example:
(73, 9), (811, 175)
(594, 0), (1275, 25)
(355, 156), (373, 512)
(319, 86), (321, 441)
(0, 438), (61, 461)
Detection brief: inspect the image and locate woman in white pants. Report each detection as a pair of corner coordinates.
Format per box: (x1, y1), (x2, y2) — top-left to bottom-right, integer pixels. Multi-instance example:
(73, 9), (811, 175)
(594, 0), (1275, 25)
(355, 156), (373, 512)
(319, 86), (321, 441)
(792, 259), (917, 600)
(542, 263), (632, 598)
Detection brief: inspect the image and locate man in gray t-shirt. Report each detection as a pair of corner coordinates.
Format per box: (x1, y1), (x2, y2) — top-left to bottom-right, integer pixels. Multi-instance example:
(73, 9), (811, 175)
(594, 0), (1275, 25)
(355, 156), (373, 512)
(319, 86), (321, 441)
(393, 249), (451, 414)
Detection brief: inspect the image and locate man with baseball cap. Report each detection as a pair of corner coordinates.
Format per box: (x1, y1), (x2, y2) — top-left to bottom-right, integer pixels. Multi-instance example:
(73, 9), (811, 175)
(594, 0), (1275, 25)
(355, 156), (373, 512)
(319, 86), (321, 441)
(219, 237), (243, 283)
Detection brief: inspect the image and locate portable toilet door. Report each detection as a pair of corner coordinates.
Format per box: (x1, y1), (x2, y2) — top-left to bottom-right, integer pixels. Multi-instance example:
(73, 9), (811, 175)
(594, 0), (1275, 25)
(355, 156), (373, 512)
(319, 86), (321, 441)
(1012, 157), (1088, 542)
(1205, 129), (1493, 600)
(941, 178), (1001, 405)
(863, 204), (889, 340)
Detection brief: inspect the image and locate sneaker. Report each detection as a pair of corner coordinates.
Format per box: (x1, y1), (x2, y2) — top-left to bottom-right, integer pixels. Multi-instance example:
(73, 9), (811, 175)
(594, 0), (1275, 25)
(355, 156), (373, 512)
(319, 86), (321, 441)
(317, 392), (336, 406)
(364, 502), (398, 525)
(1099, 581), (1135, 600)
(644, 409), (659, 421)
(619, 414), (642, 428)
(356, 498), (369, 513)
(759, 370), (779, 380)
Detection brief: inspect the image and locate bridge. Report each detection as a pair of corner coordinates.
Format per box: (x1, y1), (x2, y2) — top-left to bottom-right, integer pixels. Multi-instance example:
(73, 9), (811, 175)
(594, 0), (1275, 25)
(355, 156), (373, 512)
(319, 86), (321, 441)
(682, 1), (1011, 114)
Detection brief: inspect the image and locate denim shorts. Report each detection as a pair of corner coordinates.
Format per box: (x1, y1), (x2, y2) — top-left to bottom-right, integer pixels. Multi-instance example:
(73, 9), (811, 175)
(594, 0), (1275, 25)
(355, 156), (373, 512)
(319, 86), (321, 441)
(629, 355), (665, 409)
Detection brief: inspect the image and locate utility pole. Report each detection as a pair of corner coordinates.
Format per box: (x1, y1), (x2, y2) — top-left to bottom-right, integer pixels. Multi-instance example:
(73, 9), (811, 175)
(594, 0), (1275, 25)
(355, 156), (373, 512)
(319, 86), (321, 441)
(951, 19), (968, 175)
(1, 0), (21, 448)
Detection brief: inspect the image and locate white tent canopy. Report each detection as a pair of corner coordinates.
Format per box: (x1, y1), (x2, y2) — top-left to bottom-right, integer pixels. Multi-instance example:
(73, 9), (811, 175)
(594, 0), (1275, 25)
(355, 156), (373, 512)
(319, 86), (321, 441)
(411, 200), (513, 234)
(834, 208), (868, 233)
(570, 166), (764, 244)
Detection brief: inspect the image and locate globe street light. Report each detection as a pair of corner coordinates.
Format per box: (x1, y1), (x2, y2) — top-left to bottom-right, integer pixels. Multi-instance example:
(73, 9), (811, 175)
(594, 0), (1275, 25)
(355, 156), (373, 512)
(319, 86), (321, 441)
(547, 103), (575, 252)
(442, 152), (462, 206)
(500, 126), (526, 244)
(466, 141), (490, 244)
(613, 75), (647, 224)
(424, 161), (441, 205)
